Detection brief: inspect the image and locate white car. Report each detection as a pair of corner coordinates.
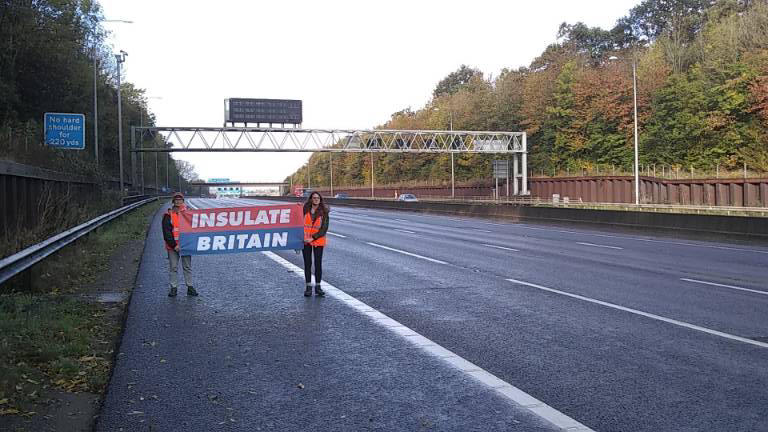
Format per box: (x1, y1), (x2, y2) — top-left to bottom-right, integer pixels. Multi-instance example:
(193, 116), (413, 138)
(397, 194), (418, 202)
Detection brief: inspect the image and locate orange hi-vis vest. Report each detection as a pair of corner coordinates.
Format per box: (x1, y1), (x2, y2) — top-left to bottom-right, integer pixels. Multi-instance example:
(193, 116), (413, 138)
(304, 211), (327, 247)
(166, 209), (181, 251)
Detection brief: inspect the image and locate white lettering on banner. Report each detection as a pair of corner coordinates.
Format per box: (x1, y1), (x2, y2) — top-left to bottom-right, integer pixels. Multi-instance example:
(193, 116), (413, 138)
(279, 209), (290, 223)
(246, 234), (262, 248)
(229, 211), (243, 226)
(216, 213), (228, 227)
(192, 232), (290, 252)
(255, 211), (269, 224)
(268, 209), (280, 223)
(199, 213), (215, 228)
(197, 237), (211, 251)
(212, 236), (227, 250)
(272, 232), (287, 247)
(191, 208), (293, 229)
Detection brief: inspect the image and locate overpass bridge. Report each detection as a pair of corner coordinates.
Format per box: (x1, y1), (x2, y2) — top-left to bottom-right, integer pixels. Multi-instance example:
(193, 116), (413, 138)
(189, 181), (289, 196)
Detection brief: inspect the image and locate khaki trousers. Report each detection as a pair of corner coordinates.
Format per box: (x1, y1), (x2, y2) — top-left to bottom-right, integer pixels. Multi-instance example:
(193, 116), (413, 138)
(167, 249), (193, 289)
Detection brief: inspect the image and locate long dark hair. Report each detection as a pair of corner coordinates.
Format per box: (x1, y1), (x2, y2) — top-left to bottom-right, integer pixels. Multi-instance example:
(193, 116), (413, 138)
(303, 191), (328, 217)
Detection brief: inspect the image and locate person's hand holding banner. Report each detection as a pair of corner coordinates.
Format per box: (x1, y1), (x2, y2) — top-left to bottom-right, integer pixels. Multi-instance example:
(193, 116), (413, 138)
(177, 203), (304, 255)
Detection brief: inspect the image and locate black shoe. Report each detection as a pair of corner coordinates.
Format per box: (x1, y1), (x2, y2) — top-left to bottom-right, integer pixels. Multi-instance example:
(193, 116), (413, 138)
(186, 286), (198, 296)
(314, 285), (325, 297)
(168, 287), (177, 297)
(304, 285), (312, 297)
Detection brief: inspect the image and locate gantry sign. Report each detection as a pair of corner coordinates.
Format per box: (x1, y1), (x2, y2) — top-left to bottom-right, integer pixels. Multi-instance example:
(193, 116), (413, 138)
(130, 127), (529, 195)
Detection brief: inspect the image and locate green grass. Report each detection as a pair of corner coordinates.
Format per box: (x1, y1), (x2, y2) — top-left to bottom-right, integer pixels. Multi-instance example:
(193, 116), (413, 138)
(0, 200), (163, 413)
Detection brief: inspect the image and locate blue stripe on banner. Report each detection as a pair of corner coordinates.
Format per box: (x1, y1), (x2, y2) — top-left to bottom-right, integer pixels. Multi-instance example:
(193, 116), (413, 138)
(180, 227), (304, 255)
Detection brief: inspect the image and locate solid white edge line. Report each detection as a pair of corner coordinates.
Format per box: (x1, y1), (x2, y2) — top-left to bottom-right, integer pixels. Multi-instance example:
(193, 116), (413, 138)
(483, 244), (520, 252)
(366, 242), (449, 265)
(327, 232), (346, 238)
(262, 251), (595, 432)
(680, 278), (768, 296)
(576, 242), (624, 250)
(506, 278), (768, 349)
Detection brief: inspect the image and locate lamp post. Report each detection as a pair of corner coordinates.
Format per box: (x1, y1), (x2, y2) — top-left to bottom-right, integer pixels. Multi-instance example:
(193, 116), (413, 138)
(93, 20), (132, 166)
(609, 54), (640, 205)
(115, 50), (128, 194)
(433, 107), (455, 198)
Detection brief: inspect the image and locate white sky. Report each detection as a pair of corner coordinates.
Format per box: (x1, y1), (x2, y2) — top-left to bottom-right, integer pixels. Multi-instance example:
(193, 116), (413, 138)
(99, 0), (640, 182)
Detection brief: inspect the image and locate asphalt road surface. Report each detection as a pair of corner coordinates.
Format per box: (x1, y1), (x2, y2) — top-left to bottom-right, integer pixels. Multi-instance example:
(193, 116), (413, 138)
(97, 197), (768, 432)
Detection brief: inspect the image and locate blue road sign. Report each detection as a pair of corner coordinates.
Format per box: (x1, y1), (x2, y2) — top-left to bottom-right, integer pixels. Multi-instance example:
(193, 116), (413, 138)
(44, 113), (85, 150)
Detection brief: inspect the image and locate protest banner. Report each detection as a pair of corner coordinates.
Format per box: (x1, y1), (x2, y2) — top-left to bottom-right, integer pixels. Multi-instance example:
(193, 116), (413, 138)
(178, 203), (304, 255)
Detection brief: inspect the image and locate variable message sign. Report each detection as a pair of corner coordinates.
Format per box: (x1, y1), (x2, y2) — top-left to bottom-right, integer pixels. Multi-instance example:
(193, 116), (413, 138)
(225, 98), (302, 125)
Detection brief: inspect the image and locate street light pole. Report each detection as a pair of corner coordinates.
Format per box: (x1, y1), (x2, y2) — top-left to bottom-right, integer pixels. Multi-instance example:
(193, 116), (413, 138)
(115, 50), (127, 194)
(434, 106), (455, 198)
(609, 54), (640, 205)
(631, 54), (640, 205)
(93, 20), (132, 167)
(450, 111), (454, 199)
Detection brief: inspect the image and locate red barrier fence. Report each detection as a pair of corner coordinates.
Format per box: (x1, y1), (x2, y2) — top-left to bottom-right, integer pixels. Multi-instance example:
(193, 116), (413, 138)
(315, 176), (768, 207)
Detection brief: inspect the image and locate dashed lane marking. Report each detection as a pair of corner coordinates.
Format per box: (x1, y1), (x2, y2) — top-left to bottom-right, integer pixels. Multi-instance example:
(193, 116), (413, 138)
(680, 278), (768, 296)
(576, 242), (623, 250)
(327, 232), (347, 238)
(483, 244), (520, 252)
(506, 278), (768, 349)
(366, 242), (449, 265)
(263, 252), (595, 432)
(395, 229), (416, 234)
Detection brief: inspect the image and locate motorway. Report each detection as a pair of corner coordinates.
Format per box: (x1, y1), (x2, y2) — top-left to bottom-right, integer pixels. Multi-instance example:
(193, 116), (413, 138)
(97, 197), (768, 432)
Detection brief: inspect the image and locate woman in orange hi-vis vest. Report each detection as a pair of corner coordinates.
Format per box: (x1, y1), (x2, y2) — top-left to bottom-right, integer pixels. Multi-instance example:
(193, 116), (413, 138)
(302, 191), (329, 297)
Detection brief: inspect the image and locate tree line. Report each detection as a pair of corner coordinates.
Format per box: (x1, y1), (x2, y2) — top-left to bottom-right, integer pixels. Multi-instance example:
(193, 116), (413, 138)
(288, 0), (768, 189)
(0, 0), (196, 192)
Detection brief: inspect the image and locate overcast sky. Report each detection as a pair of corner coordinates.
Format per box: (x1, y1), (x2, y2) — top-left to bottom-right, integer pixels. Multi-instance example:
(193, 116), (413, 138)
(99, 0), (640, 182)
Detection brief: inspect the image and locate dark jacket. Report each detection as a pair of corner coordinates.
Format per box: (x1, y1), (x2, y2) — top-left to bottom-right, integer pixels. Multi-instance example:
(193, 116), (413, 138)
(162, 211), (177, 249)
(303, 204), (329, 240)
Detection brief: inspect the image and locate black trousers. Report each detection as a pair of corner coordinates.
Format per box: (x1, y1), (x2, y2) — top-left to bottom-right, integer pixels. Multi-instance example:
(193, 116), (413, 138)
(302, 245), (324, 285)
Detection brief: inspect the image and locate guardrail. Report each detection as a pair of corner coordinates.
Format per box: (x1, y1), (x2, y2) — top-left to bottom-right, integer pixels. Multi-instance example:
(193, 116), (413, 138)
(0, 197), (159, 286)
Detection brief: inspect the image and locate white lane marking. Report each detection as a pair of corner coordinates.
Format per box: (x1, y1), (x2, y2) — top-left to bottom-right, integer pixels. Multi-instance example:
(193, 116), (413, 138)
(519, 225), (768, 255)
(506, 278), (768, 349)
(366, 242), (449, 265)
(680, 278), (768, 296)
(483, 244), (520, 252)
(395, 218), (409, 222)
(395, 229), (416, 234)
(576, 242), (624, 250)
(473, 229), (493, 233)
(327, 232), (347, 238)
(262, 252), (595, 432)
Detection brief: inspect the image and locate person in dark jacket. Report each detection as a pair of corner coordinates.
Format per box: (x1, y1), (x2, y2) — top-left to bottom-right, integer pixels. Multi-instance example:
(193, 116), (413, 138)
(162, 192), (197, 297)
(302, 192), (329, 297)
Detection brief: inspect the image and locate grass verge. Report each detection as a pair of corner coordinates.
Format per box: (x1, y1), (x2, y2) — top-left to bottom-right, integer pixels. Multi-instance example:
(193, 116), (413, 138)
(0, 200), (163, 419)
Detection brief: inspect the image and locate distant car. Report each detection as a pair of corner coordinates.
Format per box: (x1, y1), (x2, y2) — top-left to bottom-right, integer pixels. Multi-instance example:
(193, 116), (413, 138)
(334, 193), (349, 199)
(301, 189), (314, 198)
(397, 193), (418, 202)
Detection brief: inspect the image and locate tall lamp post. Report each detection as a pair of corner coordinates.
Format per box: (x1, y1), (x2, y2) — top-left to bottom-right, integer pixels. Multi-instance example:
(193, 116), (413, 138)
(609, 54), (640, 205)
(115, 50), (128, 194)
(93, 20), (132, 166)
(433, 107), (455, 198)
